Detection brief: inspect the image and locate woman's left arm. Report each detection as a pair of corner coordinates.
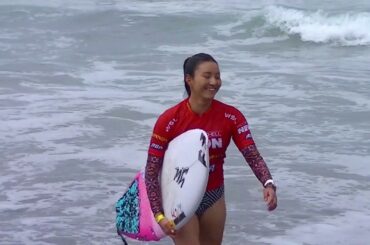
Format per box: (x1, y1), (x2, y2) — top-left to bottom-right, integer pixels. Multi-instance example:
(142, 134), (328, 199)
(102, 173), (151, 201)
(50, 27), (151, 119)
(229, 106), (277, 211)
(241, 144), (277, 211)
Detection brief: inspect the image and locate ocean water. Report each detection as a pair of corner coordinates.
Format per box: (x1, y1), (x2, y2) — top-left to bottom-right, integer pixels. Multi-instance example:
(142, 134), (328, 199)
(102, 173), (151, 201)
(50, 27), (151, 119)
(0, 0), (369, 244)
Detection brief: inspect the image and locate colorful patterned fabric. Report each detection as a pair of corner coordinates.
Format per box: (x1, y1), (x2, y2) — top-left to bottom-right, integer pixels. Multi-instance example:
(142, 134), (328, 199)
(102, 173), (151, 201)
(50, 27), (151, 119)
(116, 179), (140, 234)
(115, 171), (164, 242)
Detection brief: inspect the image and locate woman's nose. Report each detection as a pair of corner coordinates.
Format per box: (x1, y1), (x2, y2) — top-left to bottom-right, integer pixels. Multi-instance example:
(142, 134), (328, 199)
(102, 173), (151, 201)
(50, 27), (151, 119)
(209, 77), (218, 85)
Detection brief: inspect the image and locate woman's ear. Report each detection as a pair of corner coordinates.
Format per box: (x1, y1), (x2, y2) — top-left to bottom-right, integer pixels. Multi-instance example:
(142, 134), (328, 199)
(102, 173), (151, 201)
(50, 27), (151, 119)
(185, 74), (192, 86)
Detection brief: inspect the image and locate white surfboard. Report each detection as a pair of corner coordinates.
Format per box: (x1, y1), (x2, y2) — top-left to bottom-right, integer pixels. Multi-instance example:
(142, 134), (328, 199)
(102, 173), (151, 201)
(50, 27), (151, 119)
(116, 129), (209, 242)
(161, 129), (210, 230)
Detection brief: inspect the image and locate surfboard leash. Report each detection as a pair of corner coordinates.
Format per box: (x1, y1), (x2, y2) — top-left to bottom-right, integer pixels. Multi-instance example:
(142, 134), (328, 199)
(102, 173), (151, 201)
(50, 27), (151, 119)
(117, 230), (128, 245)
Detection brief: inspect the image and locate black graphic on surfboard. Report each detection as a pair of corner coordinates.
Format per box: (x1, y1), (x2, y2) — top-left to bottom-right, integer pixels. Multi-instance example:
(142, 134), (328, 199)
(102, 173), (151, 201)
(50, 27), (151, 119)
(174, 167), (189, 188)
(198, 133), (207, 167)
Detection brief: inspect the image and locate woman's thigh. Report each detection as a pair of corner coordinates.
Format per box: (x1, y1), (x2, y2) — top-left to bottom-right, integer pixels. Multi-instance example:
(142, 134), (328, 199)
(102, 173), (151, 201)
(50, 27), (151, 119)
(199, 195), (226, 245)
(173, 215), (200, 245)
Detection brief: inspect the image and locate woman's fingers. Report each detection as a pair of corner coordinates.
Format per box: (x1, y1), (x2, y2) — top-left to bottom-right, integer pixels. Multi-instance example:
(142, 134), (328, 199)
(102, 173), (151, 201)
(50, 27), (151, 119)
(159, 218), (176, 236)
(264, 188), (277, 211)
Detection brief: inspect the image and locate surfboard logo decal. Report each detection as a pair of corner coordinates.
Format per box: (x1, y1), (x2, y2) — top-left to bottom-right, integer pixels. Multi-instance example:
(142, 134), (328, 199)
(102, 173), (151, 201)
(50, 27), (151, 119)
(174, 167), (189, 188)
(200, 132), (207, 146)
(198, 150), (207, 167)
(173, 211), (186, 225)
(198, 132), (208, 167)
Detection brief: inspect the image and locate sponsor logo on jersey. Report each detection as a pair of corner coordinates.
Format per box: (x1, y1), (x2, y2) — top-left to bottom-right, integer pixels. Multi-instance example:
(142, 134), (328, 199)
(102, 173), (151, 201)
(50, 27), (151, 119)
(237, 124), (249, 134)
(225, 113), (237, 122)
(152, 133), (168, 142)
(165, 118), (177, 132)
(210, 154), (224, 160)
(150, 143), (163, 150)
(207, 130), (221, 138)
(209, 164), (216, 173)
(209, 137), (223, 149)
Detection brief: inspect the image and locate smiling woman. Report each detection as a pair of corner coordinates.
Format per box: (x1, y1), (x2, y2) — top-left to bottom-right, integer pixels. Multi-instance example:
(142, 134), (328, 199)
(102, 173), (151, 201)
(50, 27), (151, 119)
(144, 53), (278, 245)
(183, 53), (221, 102)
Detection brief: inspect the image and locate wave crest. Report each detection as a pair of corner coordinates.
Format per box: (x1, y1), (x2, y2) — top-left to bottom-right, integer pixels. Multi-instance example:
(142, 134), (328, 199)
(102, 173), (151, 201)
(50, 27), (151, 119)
(264, 6), (370, 46)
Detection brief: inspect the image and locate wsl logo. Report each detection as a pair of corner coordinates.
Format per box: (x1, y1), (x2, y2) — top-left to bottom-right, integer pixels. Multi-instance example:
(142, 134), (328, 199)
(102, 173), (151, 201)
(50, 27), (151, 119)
(174, 167), (189, 188)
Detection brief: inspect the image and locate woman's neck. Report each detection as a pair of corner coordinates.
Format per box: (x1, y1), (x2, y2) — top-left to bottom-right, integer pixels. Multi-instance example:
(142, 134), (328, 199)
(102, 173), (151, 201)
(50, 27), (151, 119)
(188, 96), (213, 115)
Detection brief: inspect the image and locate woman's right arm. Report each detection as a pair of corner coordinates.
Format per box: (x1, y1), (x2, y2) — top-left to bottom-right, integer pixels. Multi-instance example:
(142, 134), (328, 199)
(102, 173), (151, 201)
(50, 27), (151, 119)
(144, 113), (177, 235)
(145, 153), (176, 236)
(145, 153), (164, 215)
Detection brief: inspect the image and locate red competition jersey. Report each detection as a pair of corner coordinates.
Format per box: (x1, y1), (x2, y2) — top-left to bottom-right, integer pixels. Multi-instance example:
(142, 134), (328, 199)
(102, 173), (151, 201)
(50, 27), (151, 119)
(148, 98), (255, 191)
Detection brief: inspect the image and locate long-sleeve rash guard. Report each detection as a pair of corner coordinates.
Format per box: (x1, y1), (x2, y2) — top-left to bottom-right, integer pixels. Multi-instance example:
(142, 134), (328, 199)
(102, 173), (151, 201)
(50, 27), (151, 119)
(145, 98), (273, 214)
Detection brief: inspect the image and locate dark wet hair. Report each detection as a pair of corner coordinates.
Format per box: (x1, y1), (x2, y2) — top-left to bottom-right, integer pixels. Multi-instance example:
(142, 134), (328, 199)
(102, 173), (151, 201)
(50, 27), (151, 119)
(183, 53), (218, 96)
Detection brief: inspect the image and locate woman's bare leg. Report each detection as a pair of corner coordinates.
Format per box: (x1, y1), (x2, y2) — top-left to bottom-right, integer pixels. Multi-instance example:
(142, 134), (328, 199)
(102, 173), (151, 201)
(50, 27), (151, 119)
(199, 195), (226, 245)
(173, 215), (201, 245)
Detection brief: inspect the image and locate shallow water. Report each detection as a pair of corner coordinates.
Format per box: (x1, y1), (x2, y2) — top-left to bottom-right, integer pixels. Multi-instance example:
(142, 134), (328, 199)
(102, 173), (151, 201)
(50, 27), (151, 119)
(1, 1), (369, 244)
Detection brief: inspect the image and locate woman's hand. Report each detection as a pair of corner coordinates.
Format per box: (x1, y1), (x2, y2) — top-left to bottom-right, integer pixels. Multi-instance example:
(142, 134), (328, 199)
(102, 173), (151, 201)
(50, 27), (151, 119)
(263, 185), (277, 211)
(158, 216), (176, 238)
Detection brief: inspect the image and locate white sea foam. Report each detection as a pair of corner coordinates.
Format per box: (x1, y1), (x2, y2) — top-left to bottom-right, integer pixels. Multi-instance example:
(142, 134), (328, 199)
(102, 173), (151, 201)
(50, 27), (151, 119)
(77, 61), (128, 86)
(264, 6), (370, 45)
(256, 211), (370, 245)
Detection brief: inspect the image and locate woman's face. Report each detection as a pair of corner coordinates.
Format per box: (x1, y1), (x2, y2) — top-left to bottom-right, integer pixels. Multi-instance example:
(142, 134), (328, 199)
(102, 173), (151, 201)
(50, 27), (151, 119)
(186, 61), (221, 100)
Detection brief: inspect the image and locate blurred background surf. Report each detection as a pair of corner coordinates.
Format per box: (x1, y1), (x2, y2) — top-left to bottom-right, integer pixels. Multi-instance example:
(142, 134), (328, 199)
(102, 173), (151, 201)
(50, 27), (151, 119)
(1, 0), (369, 244)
